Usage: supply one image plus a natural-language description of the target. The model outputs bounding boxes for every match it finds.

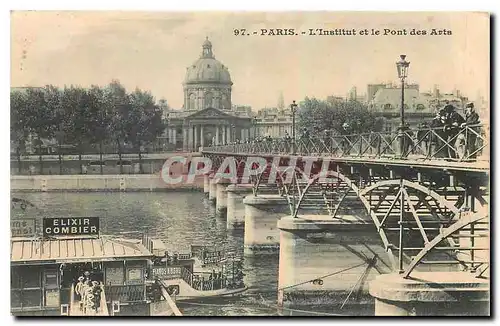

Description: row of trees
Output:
[10,80,165,174]
[297,97,384,135]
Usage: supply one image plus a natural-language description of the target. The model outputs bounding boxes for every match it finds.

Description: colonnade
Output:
[164,124,251,151]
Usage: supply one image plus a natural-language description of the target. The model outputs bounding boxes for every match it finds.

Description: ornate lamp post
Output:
[290,100,298,154]
[396,54,410,158]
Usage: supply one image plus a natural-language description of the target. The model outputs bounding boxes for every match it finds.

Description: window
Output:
[383,103,393,110]
[189,93,196,110]
[126,268,143,285]
[205,92,213,108]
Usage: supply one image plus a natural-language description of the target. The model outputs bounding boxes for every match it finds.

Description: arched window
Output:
[205,92,213,108]
[221,94,229,110]
[416,104,425,110]
[189,93,196,110]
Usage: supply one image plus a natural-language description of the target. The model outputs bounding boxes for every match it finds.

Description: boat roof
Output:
[11,237,153,265]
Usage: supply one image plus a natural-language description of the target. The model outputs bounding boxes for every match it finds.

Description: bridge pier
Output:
[277,215,393,312]
[226,184,253,229]
[216,181,231,215]
[208,178,217,203]
[203,174,210,196]
[243,194,289,255]
[369,272,489,316]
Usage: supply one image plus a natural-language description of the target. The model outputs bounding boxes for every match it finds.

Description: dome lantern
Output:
[201,37,214,58]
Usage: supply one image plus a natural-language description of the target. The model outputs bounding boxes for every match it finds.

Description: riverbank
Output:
[11,174,203,192]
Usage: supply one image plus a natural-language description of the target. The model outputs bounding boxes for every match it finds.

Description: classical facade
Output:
[165,38,253,151]
[254,107,293,138]
[366,83,469,131]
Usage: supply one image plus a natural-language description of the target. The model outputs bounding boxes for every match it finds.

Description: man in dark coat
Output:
[443,104,465,158]
[461,102,481,159]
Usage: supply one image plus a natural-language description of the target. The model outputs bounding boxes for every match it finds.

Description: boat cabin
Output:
[10,236,153,316]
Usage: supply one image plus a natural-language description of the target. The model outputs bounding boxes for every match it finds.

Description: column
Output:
[187,125,192,151]
[203,174,210,196]
[200,125,204,147]
[172,128,177,146]
[243,194,289,255]
[216,180,230,215]
[226,184,253,229]
[222,126,226,145]
[194,125,199,151]
[226,125,231,143]
[209,177,217,203]
[369,272,489,316]
[277,216,391,310]
[241,129,245,142]
[182,126,188,151]
[215,126,220,145]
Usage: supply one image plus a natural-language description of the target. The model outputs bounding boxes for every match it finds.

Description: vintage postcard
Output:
[10,11,490,317]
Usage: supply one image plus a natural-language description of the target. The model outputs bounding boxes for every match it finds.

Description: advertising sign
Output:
[151,266,182,280]
[11,219,36,237]
[43,217,99,237]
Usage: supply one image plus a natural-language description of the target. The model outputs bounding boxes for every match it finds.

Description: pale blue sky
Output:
[11,11,489,110]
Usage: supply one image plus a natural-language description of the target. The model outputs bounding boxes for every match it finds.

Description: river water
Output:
[11,191,366,316]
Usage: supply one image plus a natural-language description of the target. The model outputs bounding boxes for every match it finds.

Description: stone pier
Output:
[208,178,217,203]
[215,181,231,215]
[369,272,489,316]
[203,174,210,196]
[243,194,290,255]
[277,215,393,311]
[226,184,253,229]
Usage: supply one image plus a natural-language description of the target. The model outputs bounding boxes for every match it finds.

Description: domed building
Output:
[166,38,253,151]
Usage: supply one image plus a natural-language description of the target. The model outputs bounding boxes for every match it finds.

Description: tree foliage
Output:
[10,81,165,158]
[297,97,384,135]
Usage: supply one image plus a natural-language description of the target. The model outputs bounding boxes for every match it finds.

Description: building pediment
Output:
[185,107,235,120]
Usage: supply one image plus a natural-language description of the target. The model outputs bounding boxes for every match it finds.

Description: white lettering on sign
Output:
[43,217,99,237]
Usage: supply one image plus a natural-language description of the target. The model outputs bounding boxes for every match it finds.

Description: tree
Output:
[87,85,110,174]
[128,89,165,173]
[297,97,383,135]
[10,90,28,173]
[23,87,59,174]
[105,80,131,174]
[60,86,93,174]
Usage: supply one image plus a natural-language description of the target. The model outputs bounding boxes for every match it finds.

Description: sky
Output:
[10,11,490,111]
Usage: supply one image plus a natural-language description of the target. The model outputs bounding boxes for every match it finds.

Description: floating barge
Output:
[10,217,246,316]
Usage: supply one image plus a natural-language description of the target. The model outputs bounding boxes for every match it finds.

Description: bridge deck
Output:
[202,151,489,173]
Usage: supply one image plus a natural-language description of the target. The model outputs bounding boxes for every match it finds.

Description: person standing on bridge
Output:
[443,104,465,159]
[430,109,446,158]
[461,102,480,159]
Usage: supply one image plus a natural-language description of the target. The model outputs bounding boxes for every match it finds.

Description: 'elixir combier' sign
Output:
[43,217,99,237]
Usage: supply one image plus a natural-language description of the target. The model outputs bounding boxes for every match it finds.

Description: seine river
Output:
[11,191,365,316]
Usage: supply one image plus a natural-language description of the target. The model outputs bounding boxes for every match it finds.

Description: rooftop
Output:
[11,236,153,265]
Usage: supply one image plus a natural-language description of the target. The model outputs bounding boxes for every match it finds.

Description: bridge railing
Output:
[204,124,489,163]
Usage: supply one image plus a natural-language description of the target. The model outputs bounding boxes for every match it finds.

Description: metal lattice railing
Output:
[203,124,489,163]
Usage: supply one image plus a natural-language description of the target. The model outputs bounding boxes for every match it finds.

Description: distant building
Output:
[367,83,468,131]
[165,38,253,150]
[254,106,293,138]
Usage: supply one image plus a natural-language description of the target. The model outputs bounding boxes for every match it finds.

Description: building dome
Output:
[184,38,232,85]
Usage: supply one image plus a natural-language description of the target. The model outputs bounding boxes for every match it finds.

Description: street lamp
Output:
[290,100,298,154]
[396,54,410,157]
